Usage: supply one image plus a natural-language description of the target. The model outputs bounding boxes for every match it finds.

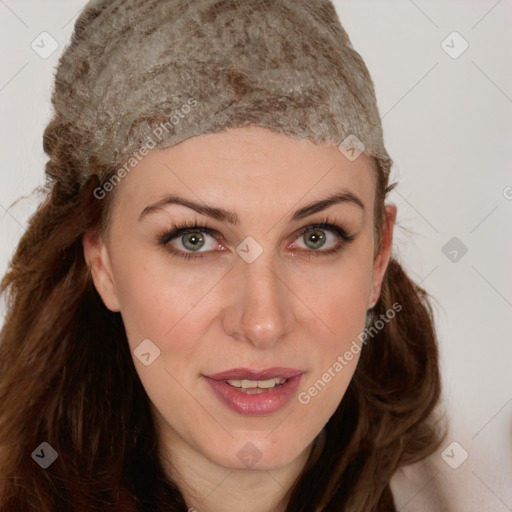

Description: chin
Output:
[206,433,313,472]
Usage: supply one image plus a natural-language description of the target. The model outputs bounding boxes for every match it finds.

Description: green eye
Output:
[292,222,355,256]
[181,232,206,251]
[303,228,327,250]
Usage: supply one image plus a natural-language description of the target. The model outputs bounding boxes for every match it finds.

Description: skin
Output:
[83,125,396,512]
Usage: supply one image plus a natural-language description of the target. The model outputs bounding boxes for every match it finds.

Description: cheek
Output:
[112,247,227,345]
[293,250,372,426]
[112,258,216,427]
[110,251,227,414]
[299,245,373,344]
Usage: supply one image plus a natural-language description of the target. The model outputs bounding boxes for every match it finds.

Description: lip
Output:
[203,367,303,416]
[206,367,303,381]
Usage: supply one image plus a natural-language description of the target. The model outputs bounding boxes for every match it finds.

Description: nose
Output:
[221,255,295,349]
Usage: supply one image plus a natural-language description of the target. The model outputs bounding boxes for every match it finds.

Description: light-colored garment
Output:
[391,438,509,511]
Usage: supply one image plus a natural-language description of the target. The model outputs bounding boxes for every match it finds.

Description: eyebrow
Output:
[138,189,365,224]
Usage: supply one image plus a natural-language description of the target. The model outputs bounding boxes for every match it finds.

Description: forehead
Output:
[110,126,376,222]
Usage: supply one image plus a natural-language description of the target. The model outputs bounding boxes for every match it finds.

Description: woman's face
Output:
[84,126,395,472]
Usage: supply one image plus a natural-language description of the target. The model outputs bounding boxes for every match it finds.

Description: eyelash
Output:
[156,217,356,261]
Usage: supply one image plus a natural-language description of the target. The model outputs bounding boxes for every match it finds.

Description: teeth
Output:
[226,377,287,389]
[257,377,286,389]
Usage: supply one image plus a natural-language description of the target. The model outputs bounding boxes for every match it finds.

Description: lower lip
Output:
[203,374,303,416]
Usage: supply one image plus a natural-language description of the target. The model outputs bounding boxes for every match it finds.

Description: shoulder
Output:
[390,451,489,512]
[391,453,451,512]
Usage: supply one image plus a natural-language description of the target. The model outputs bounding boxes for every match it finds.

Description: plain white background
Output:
[1,1,511,509]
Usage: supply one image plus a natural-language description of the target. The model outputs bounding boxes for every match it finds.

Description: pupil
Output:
[183,232,204,251]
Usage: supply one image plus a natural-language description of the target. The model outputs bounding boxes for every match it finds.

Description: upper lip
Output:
[205,367,303,381]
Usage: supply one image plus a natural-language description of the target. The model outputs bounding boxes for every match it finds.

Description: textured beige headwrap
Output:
[49,0,390,182]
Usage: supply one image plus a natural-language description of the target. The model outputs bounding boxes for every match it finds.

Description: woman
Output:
[0,1,444,510]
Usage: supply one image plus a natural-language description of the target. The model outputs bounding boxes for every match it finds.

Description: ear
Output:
[82,231,121,312]
[368,203,397,308]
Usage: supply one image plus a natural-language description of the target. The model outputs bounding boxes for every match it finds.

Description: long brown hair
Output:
[0,2,443,511]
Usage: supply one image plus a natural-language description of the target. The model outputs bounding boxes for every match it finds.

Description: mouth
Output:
[203,367,303,416]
